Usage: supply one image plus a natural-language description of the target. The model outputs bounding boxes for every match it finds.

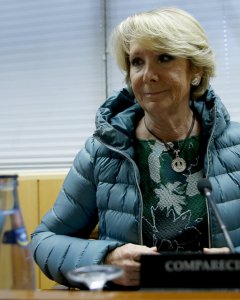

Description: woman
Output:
[31,7,240,288]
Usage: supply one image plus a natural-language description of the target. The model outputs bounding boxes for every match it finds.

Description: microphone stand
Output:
[204,189,235,253]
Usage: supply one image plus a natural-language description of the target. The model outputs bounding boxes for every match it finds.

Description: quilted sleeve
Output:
[30,137,123,286]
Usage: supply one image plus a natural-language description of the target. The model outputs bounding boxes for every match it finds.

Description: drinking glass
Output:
[66,265,123,291]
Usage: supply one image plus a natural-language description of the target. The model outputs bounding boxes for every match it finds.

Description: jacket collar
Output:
[94,88,143,151]
[94,86,230,150]
[192,86,230,139]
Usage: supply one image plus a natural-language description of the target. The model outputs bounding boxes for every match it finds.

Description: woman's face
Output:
[129,41,196,115]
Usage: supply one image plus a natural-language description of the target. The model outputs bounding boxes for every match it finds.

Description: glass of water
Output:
[66,265,123,291]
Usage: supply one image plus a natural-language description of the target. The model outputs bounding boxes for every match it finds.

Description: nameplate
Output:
[140,253,240,289]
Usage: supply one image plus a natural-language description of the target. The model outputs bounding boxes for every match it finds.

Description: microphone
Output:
[197,178,235,253]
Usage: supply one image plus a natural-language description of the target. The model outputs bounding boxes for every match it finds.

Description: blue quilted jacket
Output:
[30,87,240,285]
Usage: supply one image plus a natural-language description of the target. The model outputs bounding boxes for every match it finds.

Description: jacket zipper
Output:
[204,104,217,249]
[93,137,144,245]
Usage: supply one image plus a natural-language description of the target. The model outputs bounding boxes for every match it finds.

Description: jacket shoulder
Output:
[216,121,240,147]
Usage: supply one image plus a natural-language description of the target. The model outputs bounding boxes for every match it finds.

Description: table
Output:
[1,290,240,300]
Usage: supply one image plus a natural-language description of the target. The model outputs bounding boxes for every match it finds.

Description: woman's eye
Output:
[158,54,174,63]
[130,57,143,66]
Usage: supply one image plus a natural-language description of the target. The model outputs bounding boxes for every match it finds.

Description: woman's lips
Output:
[143,91,165,97]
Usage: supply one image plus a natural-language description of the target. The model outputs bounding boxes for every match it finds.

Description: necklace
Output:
[144,114,196,173]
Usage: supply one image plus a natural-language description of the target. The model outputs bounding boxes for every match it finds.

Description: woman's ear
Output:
[191,76,201,86]
[191,68,203,86]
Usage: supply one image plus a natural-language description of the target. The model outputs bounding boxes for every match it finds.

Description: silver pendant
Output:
[171,156,186,173]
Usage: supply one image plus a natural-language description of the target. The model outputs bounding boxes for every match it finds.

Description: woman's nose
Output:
[143,64,159,82]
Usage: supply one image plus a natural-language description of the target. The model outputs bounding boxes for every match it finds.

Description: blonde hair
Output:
[110,7,216,99]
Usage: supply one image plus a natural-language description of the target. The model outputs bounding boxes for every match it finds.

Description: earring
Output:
[191,77,200,86]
